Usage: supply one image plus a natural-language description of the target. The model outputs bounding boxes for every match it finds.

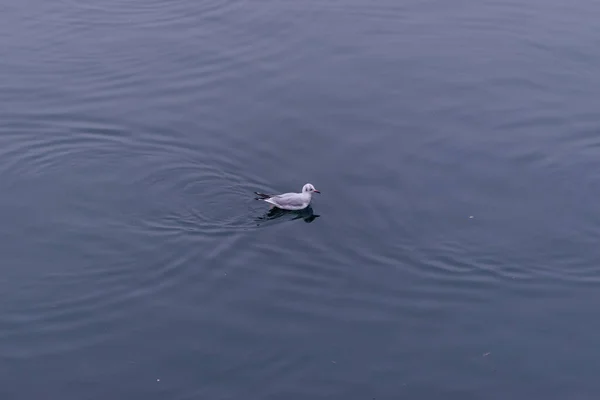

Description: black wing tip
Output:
[254,192,271,200]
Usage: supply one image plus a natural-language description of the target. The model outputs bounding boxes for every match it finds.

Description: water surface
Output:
[1,0,600,398]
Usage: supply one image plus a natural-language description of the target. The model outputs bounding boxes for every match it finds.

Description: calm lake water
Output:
[1,0,600,398]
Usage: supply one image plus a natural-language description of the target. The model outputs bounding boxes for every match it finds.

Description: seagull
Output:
[254,183,320,210]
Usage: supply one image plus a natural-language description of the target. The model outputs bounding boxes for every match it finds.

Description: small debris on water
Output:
[469,216,474,219]
[331,361,336,364]
[483,352,491,357]
[157,379,160,382]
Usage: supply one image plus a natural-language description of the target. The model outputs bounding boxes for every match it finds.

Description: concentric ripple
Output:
[0,110,272,360]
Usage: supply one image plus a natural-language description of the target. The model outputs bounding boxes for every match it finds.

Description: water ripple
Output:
[0,112,273,359]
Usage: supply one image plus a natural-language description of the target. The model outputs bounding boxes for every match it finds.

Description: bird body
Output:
[254,183,320,210]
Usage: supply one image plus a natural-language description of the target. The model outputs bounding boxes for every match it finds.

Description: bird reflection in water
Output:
[257,206,320,225]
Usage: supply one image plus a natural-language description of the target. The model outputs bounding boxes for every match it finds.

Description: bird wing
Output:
[268,193,306,209]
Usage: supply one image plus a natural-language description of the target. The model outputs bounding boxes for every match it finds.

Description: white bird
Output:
[254,183,321,210]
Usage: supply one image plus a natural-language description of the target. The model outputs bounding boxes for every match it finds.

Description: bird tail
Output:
[254,192,271,200]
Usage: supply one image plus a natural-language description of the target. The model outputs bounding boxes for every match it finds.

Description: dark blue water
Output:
[1,0,600,398]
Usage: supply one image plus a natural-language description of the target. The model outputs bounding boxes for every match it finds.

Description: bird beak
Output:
[314,190,320,194]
